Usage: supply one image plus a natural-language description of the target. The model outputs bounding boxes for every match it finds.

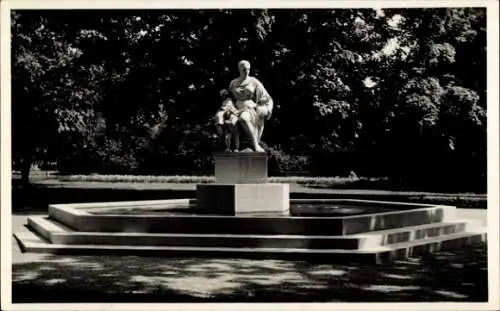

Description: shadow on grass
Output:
[302,176,486,194]
[12,181,486,214]
[12,243,488,303]
[11,181,194,214]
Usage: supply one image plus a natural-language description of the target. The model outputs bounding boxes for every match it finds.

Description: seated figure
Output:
[228,60,273,152]
[214,60,274,153]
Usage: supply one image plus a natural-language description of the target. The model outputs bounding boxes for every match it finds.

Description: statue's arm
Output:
[229,79,237,93]
[254,78,273,110]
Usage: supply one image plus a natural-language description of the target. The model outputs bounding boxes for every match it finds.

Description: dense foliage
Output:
[11,8,486,191]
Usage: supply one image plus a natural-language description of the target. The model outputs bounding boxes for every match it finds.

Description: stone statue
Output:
[214,89,240,151]
[229,60,274,152]
[214,60,274,152]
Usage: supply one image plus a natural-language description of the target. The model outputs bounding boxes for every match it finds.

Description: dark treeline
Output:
[11,9,486,191]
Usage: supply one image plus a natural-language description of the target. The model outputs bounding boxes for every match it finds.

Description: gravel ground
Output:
[10,209,488,303]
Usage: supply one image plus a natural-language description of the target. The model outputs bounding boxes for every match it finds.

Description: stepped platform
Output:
[14,198,487,264]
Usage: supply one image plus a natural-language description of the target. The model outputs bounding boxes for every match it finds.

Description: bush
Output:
[58,131,149,175]
[268,147,310,176]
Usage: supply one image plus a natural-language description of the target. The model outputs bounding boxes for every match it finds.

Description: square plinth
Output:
[196,184,290,216]
[214,152,267,184]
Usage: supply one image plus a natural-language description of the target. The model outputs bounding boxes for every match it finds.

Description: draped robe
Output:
[229,76,273,125]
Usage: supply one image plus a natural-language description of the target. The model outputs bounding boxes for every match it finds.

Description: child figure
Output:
[215,89,240,151]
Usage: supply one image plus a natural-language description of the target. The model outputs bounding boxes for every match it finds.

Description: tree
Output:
[11,11,100,184]
[11,8,486,191]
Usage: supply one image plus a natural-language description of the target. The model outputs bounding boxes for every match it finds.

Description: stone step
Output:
[48,203,457,235]
[352,218,483,249]
[367,228,487,262]
[13,228,486,264]
[26,216,480,250]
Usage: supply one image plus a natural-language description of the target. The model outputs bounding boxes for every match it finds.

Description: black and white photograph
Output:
[1,0,499,310]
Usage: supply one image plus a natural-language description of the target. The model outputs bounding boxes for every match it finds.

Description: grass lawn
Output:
[11,175,487,210]
[15,170,486,193]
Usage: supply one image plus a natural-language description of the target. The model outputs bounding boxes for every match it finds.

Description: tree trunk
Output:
[20,153,33,186]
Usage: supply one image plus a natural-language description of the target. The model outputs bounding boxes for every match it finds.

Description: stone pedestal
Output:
[196,183,290,216]
[195,152,289,216]
[214,152,267,184]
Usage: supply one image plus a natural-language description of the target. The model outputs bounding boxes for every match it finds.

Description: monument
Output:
[14,60,487,264]
[199,60,289,216]
[213,60,273,153]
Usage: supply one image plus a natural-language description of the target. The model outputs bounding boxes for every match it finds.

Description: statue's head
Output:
[238,60,251,78]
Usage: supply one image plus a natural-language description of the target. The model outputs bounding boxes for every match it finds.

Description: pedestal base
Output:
[196,184,290,216]
[215,152,267,184]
